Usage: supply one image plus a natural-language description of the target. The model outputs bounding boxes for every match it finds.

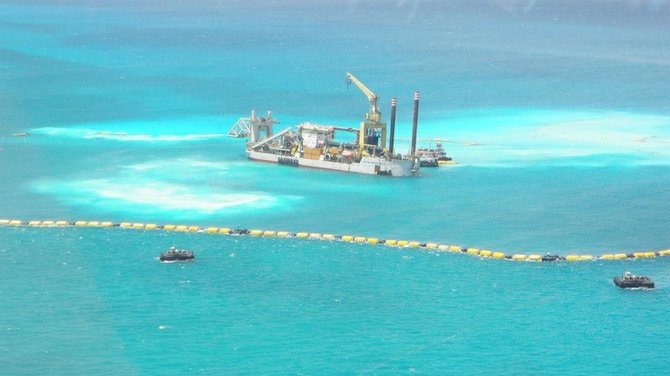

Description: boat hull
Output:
[247,150,415,177]
[160,255,194,262]
[613,277,654,289]
[160,250,194,262]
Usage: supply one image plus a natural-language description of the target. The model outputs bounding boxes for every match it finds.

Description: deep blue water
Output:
[1,1,670,374]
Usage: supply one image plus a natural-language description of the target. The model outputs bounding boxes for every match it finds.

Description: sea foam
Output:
[30,157,303,218]
[30,116,236,143]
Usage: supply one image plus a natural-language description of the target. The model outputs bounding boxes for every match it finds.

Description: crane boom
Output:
[345,72,381,123]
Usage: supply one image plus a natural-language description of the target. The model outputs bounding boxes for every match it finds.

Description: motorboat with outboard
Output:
[613,271,654,289]
[160,247,194,262]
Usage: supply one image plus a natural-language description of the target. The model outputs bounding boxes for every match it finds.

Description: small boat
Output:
[613,271,654,289]
[415,143,452,167]
[418,156,439,167]
[541,253,562,262]
[160,247,194,262]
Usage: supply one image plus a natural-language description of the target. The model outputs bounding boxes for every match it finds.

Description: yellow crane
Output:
[345,72,386,150]
[345,72,381,124]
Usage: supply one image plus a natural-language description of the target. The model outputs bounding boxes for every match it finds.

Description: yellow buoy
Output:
[101,221,113,227]
[341,235,354,242]
[579,255,594,261]
[466,248,480,255]
[187,226,199,232]
[145,223,158,230]
[56,221,69,226]
[296,232,309,238]
[512,254,527,261]
[479,250,492,257]
[0,219,9,225]
[527,254,542,261]
[426,243,438,249]
[366,238,379,245]
[437,245,450,251]
[322,234,336,240]
[263,230,276,237]
[120,222,132,228]
[86,221,99,227]
[659,250,670,256]
[385,239,397,246]
[396,240,409,247]
[600,254,615,260]
[28,221,42,226]
[614,253,628,260]
[354,236,366,243]
[448,246,462,252]
[250,230,263,236]
[409,241,421,248]
[42,220,55,226]
[206,227,219,233]
[75,221,88,227]
[565,255,581,261]
[163,224,176,231]
[219,228,232,234]
[175,225,189,232]
[492,252,505,259]
[276,231,289,237]
[309,233,322,239]
[132,223,145,229]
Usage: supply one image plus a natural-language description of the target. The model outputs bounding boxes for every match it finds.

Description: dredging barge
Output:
[229,73,422,177]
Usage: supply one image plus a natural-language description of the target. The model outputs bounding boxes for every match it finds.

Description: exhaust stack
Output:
[389,97,397,156]
[410,91,420,160]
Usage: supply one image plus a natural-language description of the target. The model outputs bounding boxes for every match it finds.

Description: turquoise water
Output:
[2,1,670,374]
[1,227,670,374]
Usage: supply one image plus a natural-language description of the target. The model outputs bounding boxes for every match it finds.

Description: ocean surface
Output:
[1,0,670,374]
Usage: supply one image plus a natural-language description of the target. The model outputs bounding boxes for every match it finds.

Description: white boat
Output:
[416,143,453,167]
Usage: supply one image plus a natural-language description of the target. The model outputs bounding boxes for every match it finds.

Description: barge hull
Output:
[247,150,414,177]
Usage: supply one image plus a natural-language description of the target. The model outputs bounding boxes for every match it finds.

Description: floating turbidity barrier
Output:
[2,219,669,262]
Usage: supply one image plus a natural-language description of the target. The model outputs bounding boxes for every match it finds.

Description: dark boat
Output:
[419,157,439,167]
[541,253,562,262]
[160,247,194,262]
[614,271,654,289]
